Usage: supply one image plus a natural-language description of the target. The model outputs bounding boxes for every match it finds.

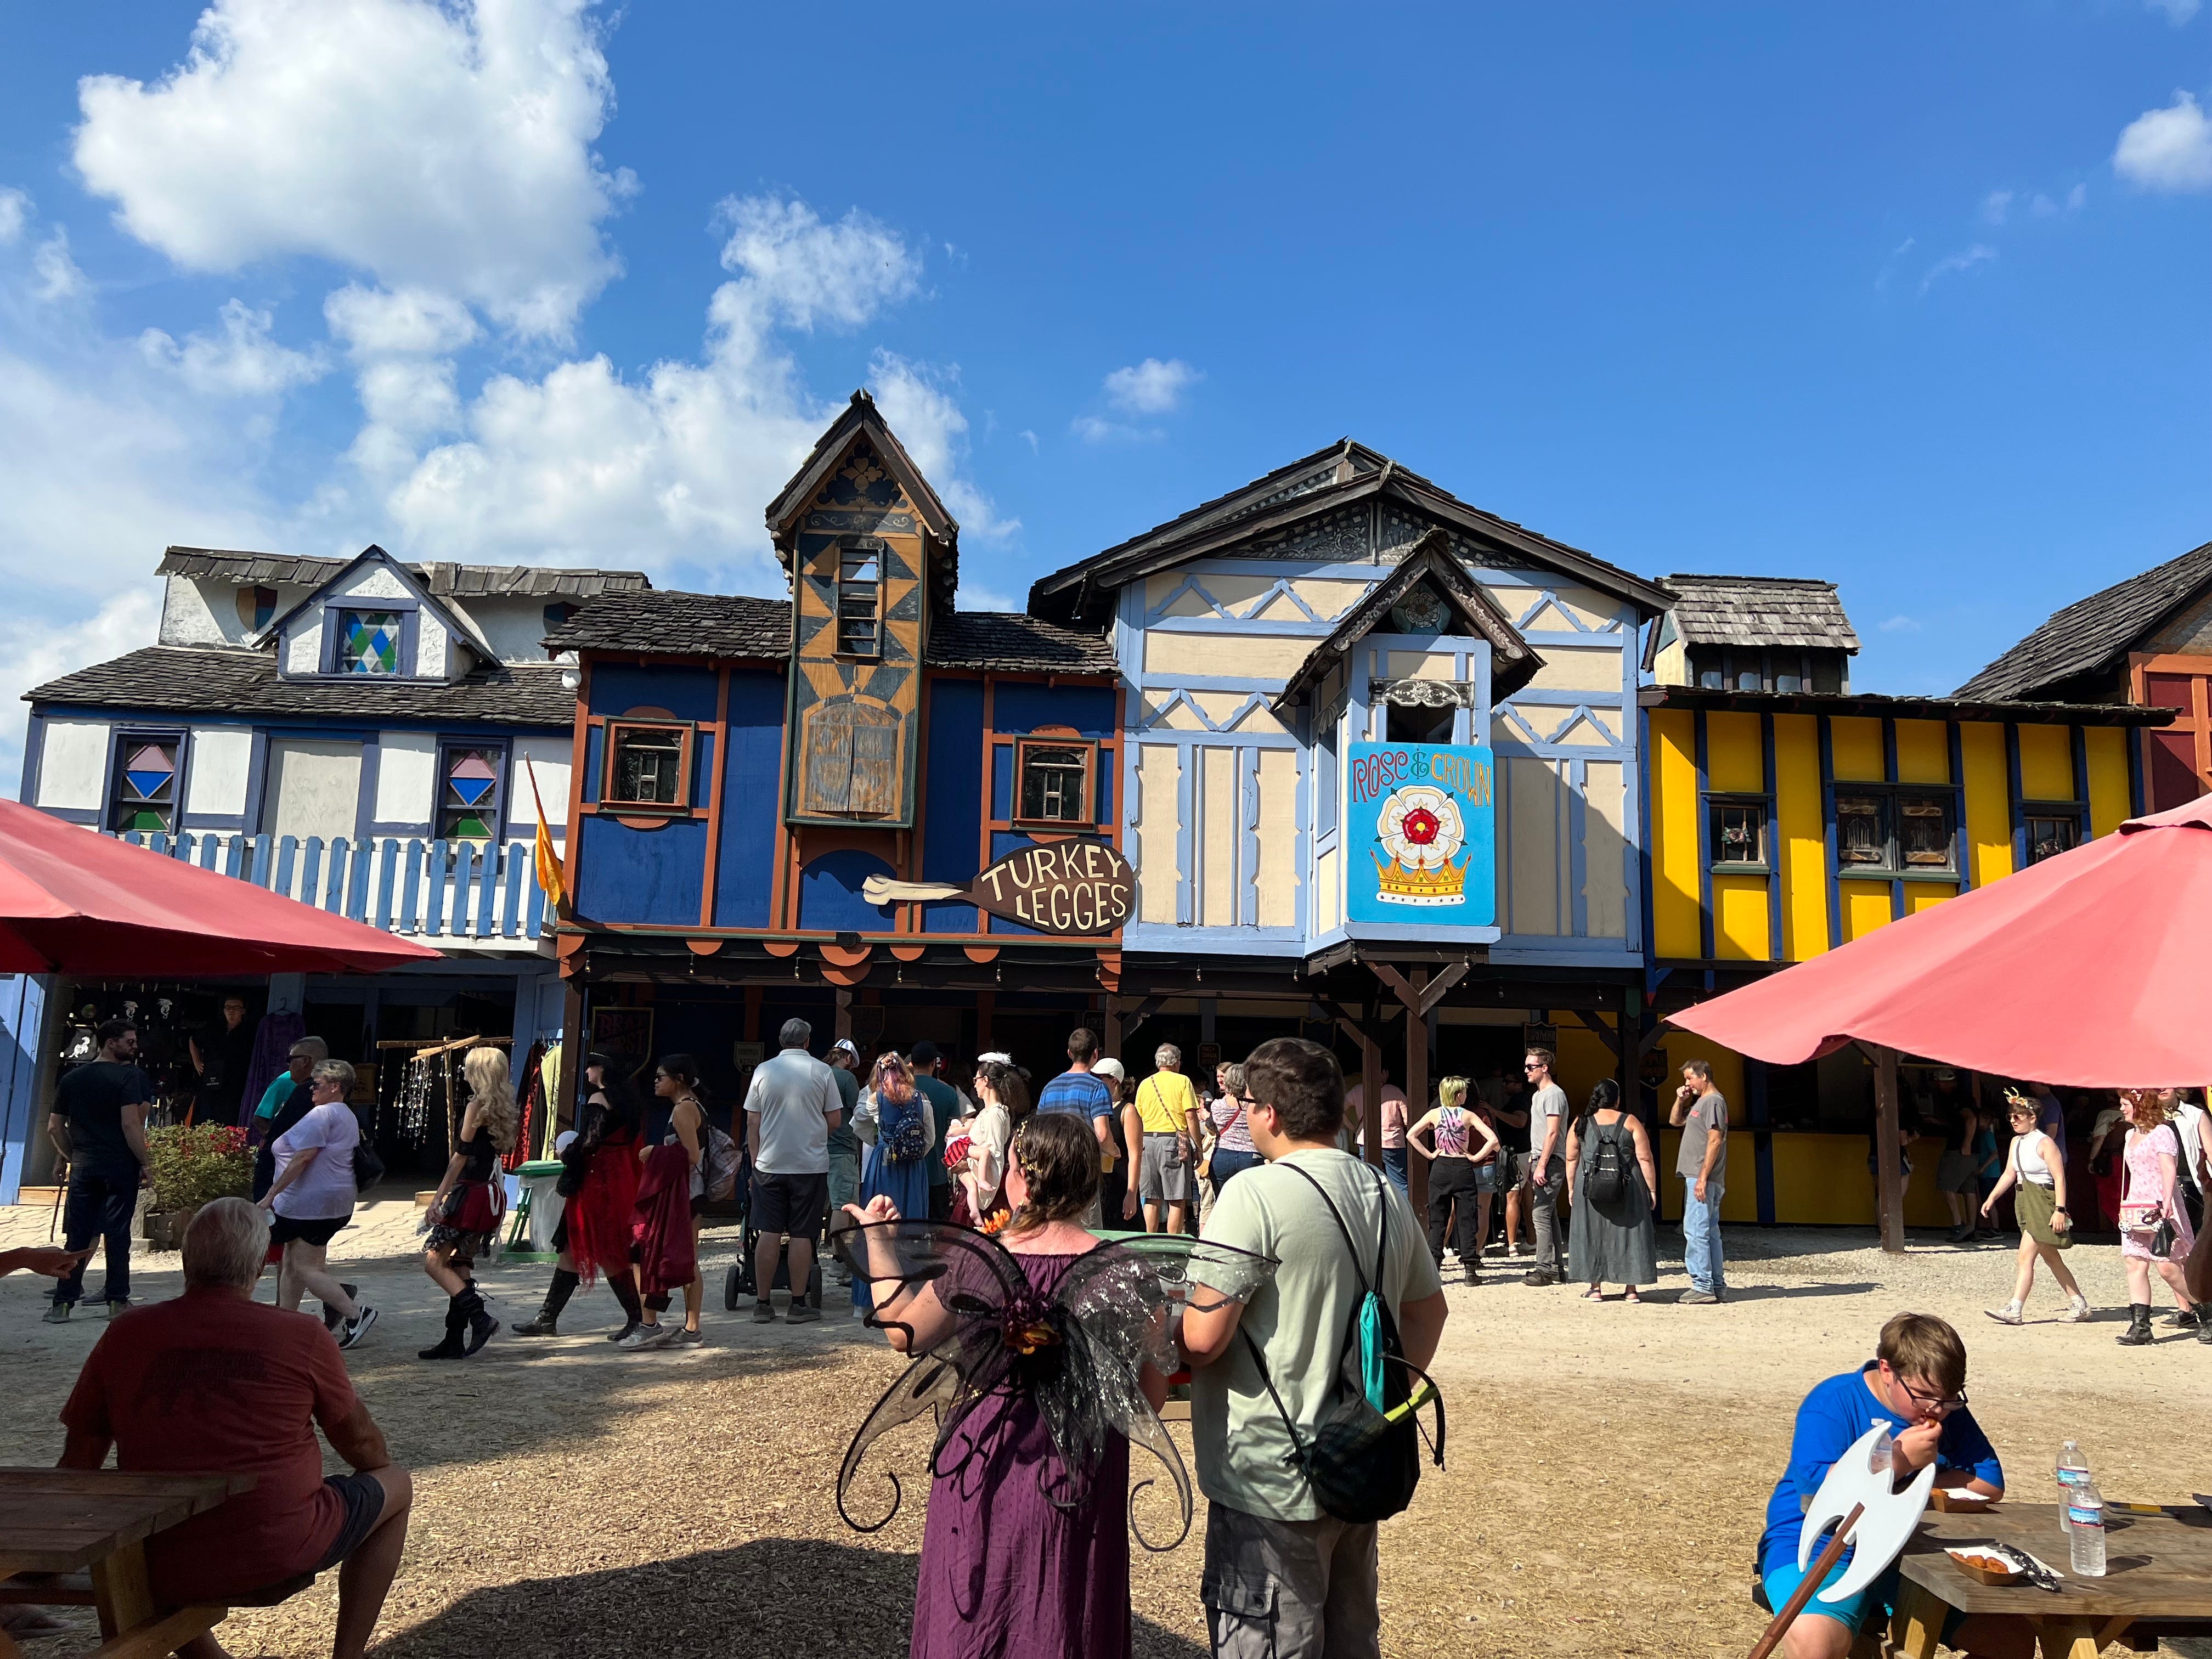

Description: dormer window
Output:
[336,608,403,675]
[837,540,883,658]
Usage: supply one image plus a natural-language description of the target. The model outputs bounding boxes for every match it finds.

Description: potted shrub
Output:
[143,1123,253,1250]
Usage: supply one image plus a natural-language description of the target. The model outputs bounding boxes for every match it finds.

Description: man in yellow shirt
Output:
[1125,1043,1205,1234]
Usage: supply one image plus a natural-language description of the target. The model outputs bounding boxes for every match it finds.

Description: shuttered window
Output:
[837,543,883,658]
[803,702,901,817]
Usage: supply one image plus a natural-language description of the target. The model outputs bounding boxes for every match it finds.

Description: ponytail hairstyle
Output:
[464,1045,519,1153]
[1006,1110,1099,1235]
[1583,1077,1621,1121]
[658,1053,707,1098]
[977,1058,1033,1127]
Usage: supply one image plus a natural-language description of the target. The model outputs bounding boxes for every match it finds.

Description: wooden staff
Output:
[1746,1503,1864,1659]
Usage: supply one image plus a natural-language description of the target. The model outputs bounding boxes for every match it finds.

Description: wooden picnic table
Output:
[0,1468,256,1659]
[1892,1500,2212,1658]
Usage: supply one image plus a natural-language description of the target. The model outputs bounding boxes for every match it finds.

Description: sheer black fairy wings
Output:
[836,1224,1277,1551]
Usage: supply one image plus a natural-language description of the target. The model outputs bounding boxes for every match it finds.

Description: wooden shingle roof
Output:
[26,647,573,726]
[160,546,650,599]
[1661,574,1861,652]
[1955,540,2212,701]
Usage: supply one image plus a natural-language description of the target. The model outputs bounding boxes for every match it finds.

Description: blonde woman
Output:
[1980,1092,2090,1327]
[419,1046,518,1360]
[2112,1089,2204,1347]
[1408,1076,1503,1285]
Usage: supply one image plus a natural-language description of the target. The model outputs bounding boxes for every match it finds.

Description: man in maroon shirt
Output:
[59,1198,410,1659]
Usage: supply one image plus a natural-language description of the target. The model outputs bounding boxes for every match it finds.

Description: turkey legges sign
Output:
[860,839,1135,935]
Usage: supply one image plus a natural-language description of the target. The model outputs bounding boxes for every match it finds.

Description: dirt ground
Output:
[2,1198,2207,1658]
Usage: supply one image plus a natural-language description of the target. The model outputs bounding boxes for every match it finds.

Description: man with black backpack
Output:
[1180,1037,1448,1659]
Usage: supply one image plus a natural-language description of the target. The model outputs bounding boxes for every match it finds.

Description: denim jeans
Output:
[1381,1145,1409,1201]
[1680,1179,1726,1293]
[1520,1152,1566,1276]
[55,1171,140,1305]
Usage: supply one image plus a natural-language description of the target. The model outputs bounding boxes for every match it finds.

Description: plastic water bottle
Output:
[2067,1480,2107,1577]
[2055,1441,2091,1545]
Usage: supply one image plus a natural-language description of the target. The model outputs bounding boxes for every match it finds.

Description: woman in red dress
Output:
[513,1053,647,1340]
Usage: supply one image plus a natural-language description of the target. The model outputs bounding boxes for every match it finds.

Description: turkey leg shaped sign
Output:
[860,840,1135,936]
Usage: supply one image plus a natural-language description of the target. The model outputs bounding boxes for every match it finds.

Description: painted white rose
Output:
[1376,785,1464,871]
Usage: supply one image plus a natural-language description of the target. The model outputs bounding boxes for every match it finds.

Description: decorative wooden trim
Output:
[600,715,696,814]
[1009,734,1101,831]
[697,668,730,926]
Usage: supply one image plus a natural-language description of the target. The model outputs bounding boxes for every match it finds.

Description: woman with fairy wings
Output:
[839,1111,1275,1659]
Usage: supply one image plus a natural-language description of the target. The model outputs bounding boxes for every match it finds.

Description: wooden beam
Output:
[834,988,853,1044]
[1366,958,1472,1020]
[1361,1012,1384,1173]
[1414,960,1471,1018]
[1404,968,1430,1218]
[1857,1040,1906,1254]
[1569,1008,1623,1059]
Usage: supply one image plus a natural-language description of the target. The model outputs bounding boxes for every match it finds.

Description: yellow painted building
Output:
[1638,575,2172,1227]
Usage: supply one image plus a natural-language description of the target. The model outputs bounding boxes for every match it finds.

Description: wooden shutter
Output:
[802,701,902,817]
[803,704,856,814]
[848,706,900,815]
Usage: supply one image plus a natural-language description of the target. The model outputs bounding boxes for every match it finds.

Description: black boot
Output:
[460,1284,500,1356]
[419,1294,467,1360]
[515,1270,578,1338]
[2114,1302,2154,1346]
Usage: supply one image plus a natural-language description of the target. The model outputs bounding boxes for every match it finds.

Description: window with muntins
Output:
[438,744,504,839]
[606,723,689,808]
[1898,797,1953,869]
[1016,741,1096,825]
[1707,799,1769,869]
[2025,814,2080,865]
[1837,795,1887,867]
[109,736,182,834]
[837,543,883,658]
[336,608,403,674]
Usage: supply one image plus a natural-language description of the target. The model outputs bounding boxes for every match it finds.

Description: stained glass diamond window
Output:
[338,609,403,674]
[438,746,502,840]
[109,737,179,833]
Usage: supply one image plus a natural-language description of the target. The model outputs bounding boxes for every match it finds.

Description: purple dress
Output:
[910,1250,1132,1659]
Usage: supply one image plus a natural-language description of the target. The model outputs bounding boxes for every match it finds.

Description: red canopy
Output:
[1667,795,2212,1090]
[0,797,442,977]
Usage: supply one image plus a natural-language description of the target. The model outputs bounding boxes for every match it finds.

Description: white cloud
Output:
[711,195,922,334]
[1880,614,1922,633]
[868,351,1016,539]
[139,298,326,397]
[0,188,27,247]
[1980,189,2014,226]
[1020,428,1038,454]
[1102,356,1201,415]
[2146,0,2199,22]
[1072,413,1164,444]
[72,0,631,338]
[31,230,87,303]
[1920,244,1996,293]
[324,284,479,359]
[2115,91,2212,192]
[0,591,166,789]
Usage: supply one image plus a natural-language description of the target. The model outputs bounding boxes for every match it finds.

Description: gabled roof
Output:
[1026,437,1673,624]
[248,544,499,664]
[1661,574,1861,652]
[542,590,1115,675]
[27,647,572,726]
[766,391,960,611]
[1274,531,1542,712]
[1956,540,2212,701]
[160,546,649,599]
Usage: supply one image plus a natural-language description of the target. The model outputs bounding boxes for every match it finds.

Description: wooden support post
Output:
[1104,997,1123,1059]
[556,979,585,1137]
[1404,967,1430,1217]
[1861,1041,1906,1254]
[834,989,853,1044]
[976,989,996,1054]
[1361,1001,1385,1171]
[1617,984,1639,1131]
[742,985,762,1045]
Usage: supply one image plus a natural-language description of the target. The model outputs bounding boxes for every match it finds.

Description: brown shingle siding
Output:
[1662,574,1861,652]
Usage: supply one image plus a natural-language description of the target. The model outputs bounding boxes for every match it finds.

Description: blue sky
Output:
[1,1,2205,781]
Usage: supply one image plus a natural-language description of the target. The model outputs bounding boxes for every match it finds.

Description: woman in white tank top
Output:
[1979,1093,2089,1326]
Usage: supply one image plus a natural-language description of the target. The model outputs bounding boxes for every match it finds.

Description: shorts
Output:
[314,1472,388,1572]
[1203,1503,1379,1659]
[270,1214,349,1248]
[1140,1132,1191,1203]
[1936,1151,1980,1194]
[1759,1554,1964,1645]
[751,1171,828,1242]
[1472,1159,1504,1194]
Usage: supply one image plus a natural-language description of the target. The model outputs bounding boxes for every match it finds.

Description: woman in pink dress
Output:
[2112,1090,2205,1347]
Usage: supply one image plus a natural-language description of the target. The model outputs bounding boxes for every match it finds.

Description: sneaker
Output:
[323,1284,360,1332]
[751,1300,777,1324]
[1984,1302,2023,1327]
[2065,1297,2093,1323]
[616,1323,668,1350]
[1679,1288,1720,1305]
[100,1297,133,1316]
[41,1301,71,1324]
[785,1304,822,1324]
[1522,1269,1559,1288]
[2165,1307,2201,1328]
[671,1325,705,1347]
[338,1306,378,1349]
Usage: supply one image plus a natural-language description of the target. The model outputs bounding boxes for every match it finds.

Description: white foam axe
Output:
[1747,1424,1935,1659]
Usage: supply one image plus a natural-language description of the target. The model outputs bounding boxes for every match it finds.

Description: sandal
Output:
[1582,1287,1606,1301]
[1624,1290,1641,1304]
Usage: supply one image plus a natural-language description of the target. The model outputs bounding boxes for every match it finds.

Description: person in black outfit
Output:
[44,1019,153,1322]
[189,994,256,1126]
[417,1046,518,1359]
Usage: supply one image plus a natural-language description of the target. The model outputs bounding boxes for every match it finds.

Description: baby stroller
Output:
[719,1149,825,1311]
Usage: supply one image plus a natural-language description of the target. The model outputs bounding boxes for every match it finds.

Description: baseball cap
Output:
[1093,1057,1127,1084]
[910,1040,942,1066]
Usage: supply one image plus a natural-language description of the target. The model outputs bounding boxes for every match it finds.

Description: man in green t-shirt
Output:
[909,1041,959,1223]
[1180,1038,1448,1658]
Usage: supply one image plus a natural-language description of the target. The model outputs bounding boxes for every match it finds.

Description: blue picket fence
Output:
[115,832,551,942]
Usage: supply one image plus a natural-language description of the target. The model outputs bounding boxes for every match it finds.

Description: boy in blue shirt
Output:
[1760,1312,2025,1659]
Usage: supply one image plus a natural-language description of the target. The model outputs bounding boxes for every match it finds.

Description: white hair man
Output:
[58,1198,412,1659]
[1125,1042,1204,1235]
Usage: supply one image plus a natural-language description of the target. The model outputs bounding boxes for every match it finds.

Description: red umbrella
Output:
[1669,794,2212,1087]
[0,797,442,977]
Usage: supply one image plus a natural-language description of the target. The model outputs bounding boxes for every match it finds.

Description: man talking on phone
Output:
[1672,1058,1729,1304]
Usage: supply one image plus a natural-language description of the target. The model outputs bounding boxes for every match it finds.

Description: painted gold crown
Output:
[1372,852,1468,904]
